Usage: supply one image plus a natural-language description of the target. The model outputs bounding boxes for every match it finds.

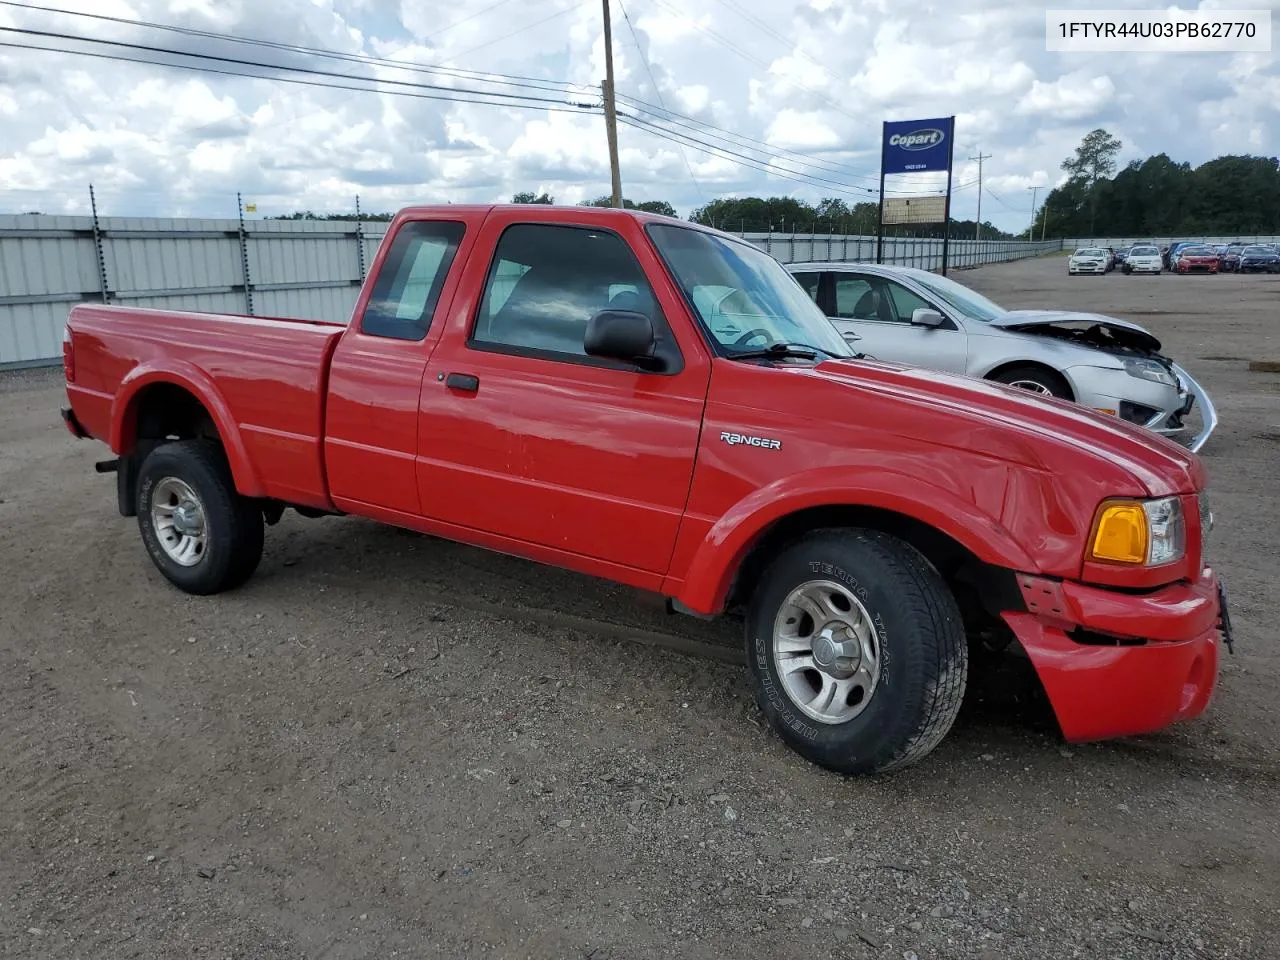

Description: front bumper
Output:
[1066,362,1217,453]
[1004,565,1228,742]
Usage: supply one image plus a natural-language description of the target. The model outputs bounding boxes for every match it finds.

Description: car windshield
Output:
[645,223,853,358]
[1130,246,1158,255]
[902,268,1007,323]
[1242,246,1271,255]
[1184,246,1214,255]
[1077,248,1106,256]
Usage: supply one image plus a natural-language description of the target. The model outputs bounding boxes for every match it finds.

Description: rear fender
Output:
[110,361,265,497]
[673,466,1039,615]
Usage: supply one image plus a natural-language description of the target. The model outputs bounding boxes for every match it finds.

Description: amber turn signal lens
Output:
[1091,503,1148,563]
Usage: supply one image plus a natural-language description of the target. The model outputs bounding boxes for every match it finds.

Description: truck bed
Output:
[65,304,346,508]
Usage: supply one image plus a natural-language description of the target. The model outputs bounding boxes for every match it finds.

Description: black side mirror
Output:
[585,309,660,367]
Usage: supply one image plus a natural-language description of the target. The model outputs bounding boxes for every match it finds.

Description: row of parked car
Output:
[1070,240,1280,276]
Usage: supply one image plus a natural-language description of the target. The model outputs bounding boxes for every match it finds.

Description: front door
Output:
[821,271,969,373]
[416,216,711,577]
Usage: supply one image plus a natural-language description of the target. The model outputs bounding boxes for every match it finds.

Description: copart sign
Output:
[881,117,955,175]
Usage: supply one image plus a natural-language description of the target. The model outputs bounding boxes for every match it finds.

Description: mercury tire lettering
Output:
[755,634,819,740]
[720,431,781,450]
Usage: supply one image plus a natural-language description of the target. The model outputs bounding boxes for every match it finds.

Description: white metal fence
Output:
[1,213,1062,369]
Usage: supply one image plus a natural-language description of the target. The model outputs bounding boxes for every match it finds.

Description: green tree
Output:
[512,191,554,204]
[1061,128,1122,233]
[582,196,677,216]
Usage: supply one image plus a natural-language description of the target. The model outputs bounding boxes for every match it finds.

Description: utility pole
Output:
[1027,185,1038,240]
[601,0,623,208]
[969,150,991,240]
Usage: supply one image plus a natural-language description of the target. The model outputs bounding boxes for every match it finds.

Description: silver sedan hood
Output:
[988,310,1163,352]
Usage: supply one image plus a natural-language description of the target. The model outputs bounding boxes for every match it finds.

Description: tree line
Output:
[271,133,1280,241]
[507,191,1012,239]
[268,191,1010,238]
[1036,129,1280,238]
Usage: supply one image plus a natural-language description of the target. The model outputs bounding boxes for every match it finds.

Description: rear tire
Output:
[136,439,264,595]
[988,364,1073,400]
[745,529,968,775]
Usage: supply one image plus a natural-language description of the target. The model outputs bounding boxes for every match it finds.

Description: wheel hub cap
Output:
[172,502,202,536]
[770,579,883,725]
[810,626,861,679]
[151,477,208,567]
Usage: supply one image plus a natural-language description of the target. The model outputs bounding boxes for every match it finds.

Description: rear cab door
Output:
[415,207,714,588]
[324,210,484,515]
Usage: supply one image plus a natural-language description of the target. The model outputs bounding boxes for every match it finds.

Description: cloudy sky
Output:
[0,0,1275,232]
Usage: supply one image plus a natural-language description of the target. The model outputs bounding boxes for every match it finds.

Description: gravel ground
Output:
[2,255,1278,959]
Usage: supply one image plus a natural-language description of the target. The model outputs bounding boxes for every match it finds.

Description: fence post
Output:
[88,183,111,304]
[355,194,367,282]
[237,192,254,316]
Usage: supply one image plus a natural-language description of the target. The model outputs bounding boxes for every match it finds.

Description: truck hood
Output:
[802,357,1202,496]
[988,309,1163,353]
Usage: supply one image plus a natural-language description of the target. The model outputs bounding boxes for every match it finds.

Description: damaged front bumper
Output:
[1068,361,1218,454]
[1151,363,1217,453]
[1004,565,1229,742]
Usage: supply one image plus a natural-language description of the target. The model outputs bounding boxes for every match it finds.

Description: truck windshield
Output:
[646,223,853,358]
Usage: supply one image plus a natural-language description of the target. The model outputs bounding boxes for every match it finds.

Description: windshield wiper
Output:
[727,342,828,361]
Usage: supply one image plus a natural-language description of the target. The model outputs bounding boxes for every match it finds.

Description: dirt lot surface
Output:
[2,256,1278,959]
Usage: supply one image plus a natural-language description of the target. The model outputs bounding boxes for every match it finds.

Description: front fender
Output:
[673,466,1040,616]
[110,361,265,497]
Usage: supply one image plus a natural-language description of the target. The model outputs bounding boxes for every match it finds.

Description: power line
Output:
[617,94,884,185]
[615,0,704,204]
[618,111,934,200]
[618,113,865,198]
[0,38,596,114]
[5,0,899,192]
[0,0,583,96]
[0,25,592,110]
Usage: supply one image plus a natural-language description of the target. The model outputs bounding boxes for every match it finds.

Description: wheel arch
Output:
[719,504,1026,627]
[670,474,1036,621]
[110,364,265,499]
[981,359,1076,400]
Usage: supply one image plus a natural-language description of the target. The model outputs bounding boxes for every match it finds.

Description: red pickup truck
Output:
[59,204,1231,775]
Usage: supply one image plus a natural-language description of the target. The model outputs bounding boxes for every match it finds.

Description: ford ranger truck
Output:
[59,204,1232,776]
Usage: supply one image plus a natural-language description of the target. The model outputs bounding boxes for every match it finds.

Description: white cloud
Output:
[0,0,1274,227]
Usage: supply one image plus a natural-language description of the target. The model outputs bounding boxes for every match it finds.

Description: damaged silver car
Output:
[786,262,1216,452]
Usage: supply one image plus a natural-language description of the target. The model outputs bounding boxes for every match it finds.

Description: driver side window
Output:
[882,280,934,324]
[470,223,663,361]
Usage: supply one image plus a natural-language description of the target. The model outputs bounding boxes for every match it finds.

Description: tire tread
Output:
[137,438,263,594]
[749,527,968,775]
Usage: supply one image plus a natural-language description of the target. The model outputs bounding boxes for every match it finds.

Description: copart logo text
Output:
[889,129,944,150]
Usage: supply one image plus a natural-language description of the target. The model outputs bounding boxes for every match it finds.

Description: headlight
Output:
[1123,357,1176,387]
[1090,496,1186,566]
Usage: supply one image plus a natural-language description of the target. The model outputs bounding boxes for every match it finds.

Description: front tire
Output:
[136,439,264,595]
[745,529,968,775]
